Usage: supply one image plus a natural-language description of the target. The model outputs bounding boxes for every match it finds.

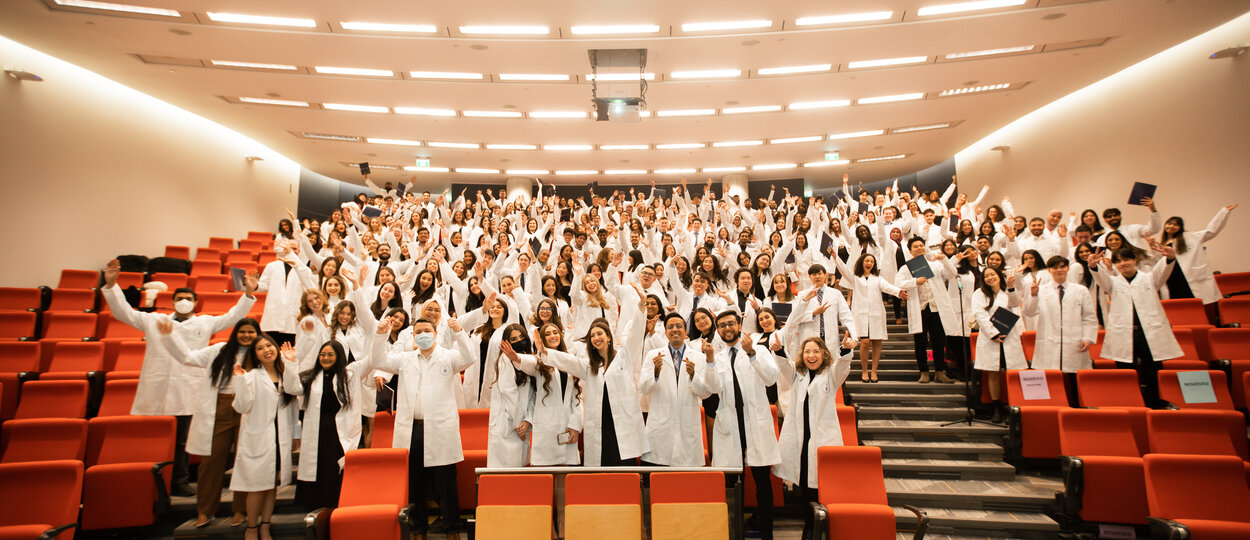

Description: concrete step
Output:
[853,392,968,407]
[867,440,1004,461]
[882,458,1016,481]
[858,405,972,422]
[844,381,968,394]
[894,506,1060,540]
[885,477,1061,513]
[858,419,1008,443]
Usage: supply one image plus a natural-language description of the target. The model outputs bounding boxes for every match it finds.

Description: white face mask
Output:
[414,332,436,350]
[173,299,196,315]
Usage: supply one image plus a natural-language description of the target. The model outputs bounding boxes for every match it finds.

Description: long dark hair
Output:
[853,253,879,277]
[411,270,437,304]
[978,266,1006,299]
[209,317,260,388]
[1103,230,1148,261]
[537,322,580,403]
[300,341,351,407]
[500,324,536,389]
[474,298,510,340]
[1161,216,1189,255]
[240,334,295,405]
[371,281,403,319]
[579,318,616,373]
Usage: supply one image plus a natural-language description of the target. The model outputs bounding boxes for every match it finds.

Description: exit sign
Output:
[414,158,431,168]
[825,152,840,161]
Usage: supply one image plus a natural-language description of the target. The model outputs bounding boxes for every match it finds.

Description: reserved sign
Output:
[1176,371,1217,404]
[1018,370,1050,401]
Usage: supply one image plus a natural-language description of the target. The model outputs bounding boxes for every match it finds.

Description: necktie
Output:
[1058,284,1065,301]
[816,289,826,341]
[520,273,526,290]
[689,295,701,328]
[672,347,683,382]
[729,348,748,456]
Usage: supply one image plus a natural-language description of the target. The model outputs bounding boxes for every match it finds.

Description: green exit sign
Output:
[825,152,839,161]
[414,158,431,168]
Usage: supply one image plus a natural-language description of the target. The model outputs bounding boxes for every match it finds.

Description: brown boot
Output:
[935,372,954,384]
[918,372,931,383]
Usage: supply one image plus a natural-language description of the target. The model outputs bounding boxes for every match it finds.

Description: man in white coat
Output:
[700,310,781,540]
[255,243,306,345]
[1021,256,1098,406]
[1097,198,1161,252]
[894,238,960,383]
[639,313,716,467]
[101,259,257,497]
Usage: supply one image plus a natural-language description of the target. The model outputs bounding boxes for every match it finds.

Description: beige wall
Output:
[955,12,1250,273]
[0,35,300,288]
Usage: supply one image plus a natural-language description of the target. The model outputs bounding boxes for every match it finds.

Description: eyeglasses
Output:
[716,322,737,329]
[318,352,336,359]
[538,306,553,312]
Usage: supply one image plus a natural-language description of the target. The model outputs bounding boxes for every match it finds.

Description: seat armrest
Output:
[1147,517,1190,540]
[39,522,78,540]
[902,504,928,540]
[1058,455,1084,517]
[809,502,828,540]
[398,503,417,539]
[304,507,331,540]
[151,461,173,514]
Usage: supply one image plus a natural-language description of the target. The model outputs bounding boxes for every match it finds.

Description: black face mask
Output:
[508,339,532,355]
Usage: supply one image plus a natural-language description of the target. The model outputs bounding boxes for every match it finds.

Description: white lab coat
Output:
[102,285,255,416]
[374,330,477,466]
[486,353,536,468]
[797,285,858,345]
[1162,206,1231,304]
[255,260,304,335]
[638,342,716,466]
[281,335,376,482]
[831,256,901,340]
[1091,259,1184,363]
[698,341,782,468]
[230,367,297,492]
[972,289,1028,371]
[946,270,978,338]
[773,349,853,487]
[895,256,960,336]
[156,337,244,456]
[1021,282,1098,372]
[520,353,584,466]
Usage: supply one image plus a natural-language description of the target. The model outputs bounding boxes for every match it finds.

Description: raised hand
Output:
[103,259,121,287]
[447,317,462,333]
[1227,204,1239,211]
[155,318,173,335]
[652,352,664,377]
[280,343,297,363]
[376,319,392,335]
[813,303,831,316]
[233,364,246,377]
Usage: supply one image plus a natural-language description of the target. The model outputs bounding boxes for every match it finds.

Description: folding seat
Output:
[147,272,188,289]
[1159,327,1207,367]
[163,245,190,259]
[650,471,727,540]
[46,288,98,314]
[1162,298,1209,326]
[0,418,88,463]
[41,311,97,341]
[98,312,145,347]
[1147,409,1248,460]
[190,259,222,276]
[744,404,784,510]
[1208,328,1250,408]
[189,274,229,293]
[246,292,267,320]
[1056,409,1148,526]
[238,239,264,253]
[1219,296,1250,327]
[371,411,394,448]
[306,448,414,540]
[13,380,89,419]
[224,249,255,267]
[207,237,235,254]
[1143,454,1250,539]
[105,341,144,381]
[1076,369,1150,453]
[1020,331,1037,363]
[0,460,84,539]
[96,379,139,417]
[198,292,240,316]
[474,474,553,540]
[1215,271,1250,297]
[565,473,642,540]
[0,287,44,313]
[0,312,37,341]
[0,342,40,420]
[1005,369,1070,463]
[1156,370,1234,410]
[40,342,105,388]
[77,416,175,532]
[837,405,858,446]
[457,408,490,512]
[57,269,100,290]
[245,231,273,243]
[812,446,927,540]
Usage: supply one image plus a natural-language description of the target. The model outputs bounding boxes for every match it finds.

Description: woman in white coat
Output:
[831,252,907,383]
[527,322,583,466]
[488,324,538,467]
[458,292,522,408]
[894,238,960,383]
[972,266,1027,423]
[945,247,980,381]
[1157,204,1236,322]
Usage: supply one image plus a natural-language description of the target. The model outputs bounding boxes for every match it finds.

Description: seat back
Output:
[48,288,97,313]
[338,448,408,507]
[0,342,40,373]
[0,288,43,312]
[0,312,37,340]
[1147,410,1243,458]
[459,408,489,450]
[837,405,858,446]
[0,418,88,463]
[58,269,100,289]
[651,471,724,503]
[1161,298,1208,326]
[1020,331,1037,362]
[148,272,188,289]
[194,247,221,262]
[650,472,728,540]
[163,245,190,259]
[1215,271,1250,297]
[110,341,145,372]
[96,379,139,417]
[85,416,176,467]
[478,474,554,506]
[370,411,394,448]
[14,380,89,419]
[816,445,887,506]
[239,239,265,252]
[190,276,231,294]
[115,272,144,290]
[100,314,145,341]
[1076,369,1146,408]
[190,259,222,276]
[246,231,273,242]
[566,473,640,505]
[1218,297,1250,327]
[0,460,84,531]
[566,473,642,540]
[1057,409,1139,457]
[1169,327,1202,361]
[1005,369,1068,407]
[1157,370,1233,409]
[208,237,235,253]
[1144,454,1250,522]
[1209,328,1250,361]
[197,292,238,315]
[42,312,97,339]
[47,341,106,373]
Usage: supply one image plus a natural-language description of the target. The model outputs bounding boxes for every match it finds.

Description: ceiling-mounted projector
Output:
[588,48,647,123]
[595,98,643,122]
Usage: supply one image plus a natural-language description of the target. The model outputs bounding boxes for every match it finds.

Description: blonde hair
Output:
[795,337,834,375]
[297,288,329,324]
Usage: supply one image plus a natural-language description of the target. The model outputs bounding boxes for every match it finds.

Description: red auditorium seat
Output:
[1075,369,1150,453]
[474,474,554,540]
[478,474,554,506]
[40,311,97,341]
[1147,409,1248,461]
[198,292,239,315]
[0,460,84,539]
[1144,454,1250,539]
[1218,296,1250,326]
[1057,408,1148,526]
[80,416,176,532]
[256,250,278,266]
[837,405,859,446]
[1215,271,1250,297]
[105,341,144,381]
[1020,331,1037,363]
[813,446,927,540]
[0,342,40,420]
[163,245,190,259]
[189,259,223,277]
[371,412,394,449]
[245,231,273,243]
[1005,369,1070,463]
[0,418,88,464]
[224,250,255,266]
[310,449,413,540]
[40,342,105,383]
[98,312,145,345]
[207,237,234,254]
[650,471,728,540]
[13,380,89,419]
[238,239,265,253]
[57,269,100,290]
[1208,328,1250,408]
[189,274,230,293]
[1161,298,1209,326]
[565,473,642,539]
[47,288,98,313]
[0,287,44,313]
[96,379,139,417]
[1156,370,1234,410]
[114,271,145,290]
[147,272,188,289]
[456,408,489,512]
[0,312,38,341]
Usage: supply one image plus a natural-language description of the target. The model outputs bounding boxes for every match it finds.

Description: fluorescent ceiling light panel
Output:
[712,140,763,148]
[459,25,549,35]
[303,132,359,141]
[455,168,500,174]
[427,141,480,149]
[753,163,797,170]
[363,164,399,170]
[605,169,647,174]
[585,73,656,81]
[314,66,394,77]
[462,110,524,118]
[917,0,1027,17]
[570,24,661,35]
[206,12,316,27]
[656,109,715,117]
[601,144,649,150]
[703,166,746,173]
[945,45,1035,59]
[394,107,457,117]
[555,170,599,175]
[528,111,587,119]
[211,60,297,70]
[404,166,450,172]
[803,160,849,167]
[506,169,550,175]
[656,143,705,149]
[240,97,308,107]
[939,83,1011,96]
[543,144,593,151]
[498,73,570,81]
[655,168,697,174]
[722,105,783,114]
[795,11,893,26]
[409,71,484,80]
[323,103,389,113]
[486,144,538,150]
[682,20,772,32]
[856,93,925,104]
[769,135,823,144]
[856,154,907,162]
[892,123,952,133]
[54,0,179,16]
[757,64,832,75]
[341,22,437,32]
[828,129,885,139]
[847,56,928,69]
[788,99,851,110]
[669,69,742,79]
[366,137,423,146]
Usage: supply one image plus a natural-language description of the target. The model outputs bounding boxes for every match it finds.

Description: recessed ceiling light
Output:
[803,160,849,167]
[404,166,450,172]
[459,25,549,35]
[828,129,886,139]
[788,99,851,110]
[570,24,661,35]
[770,136,824,144]
[54,0,180,16]
[892,123,952,133]
[601,144,650,150]
[757,64,832,76]
[427,141,481,149]
[656,142,705,149]
[555,170,599,175]
[945,45,1035,59]
[712,140,763,148]
[543,144,594,151]
[605,169,648,174]
[856,154,907,162]
[847,56,929,69]
[239,97,309,107]
[670,69,742,79]
[455,168,500,174]
[856,93,925,104]
[656,109,716,117]
[366,137,422,146]
[302,132,358,141]
[506,169,550,175]
[703,166,747,173]
[681,20,772,32]
[206,12,316,27]
[794,11,893,26]
[917,0,1027,17]
[486,144,538,150]
[212,60,297,70]
[585,73,656,81]
[394,107,457,117]
[752,163,797,170]
[408,71,484,80]
[655,168,697,174]
[314,66,394,77]
[340,22,437,32]
[497,73,570,81]
[722,105,783,114]
[939,83,1011,96]
[528,111,587,119]
[323,103,389,113]
[462,110,523,118]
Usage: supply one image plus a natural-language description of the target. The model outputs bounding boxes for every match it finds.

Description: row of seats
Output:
[0,293,268,341]
[0,379,139,422]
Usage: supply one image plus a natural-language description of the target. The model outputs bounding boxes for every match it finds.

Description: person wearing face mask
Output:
[491,324,540,467]
[101,259,257,498]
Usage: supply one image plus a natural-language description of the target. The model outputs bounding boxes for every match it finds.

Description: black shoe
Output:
[990,406,1005,424]
[171,483,195,497]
